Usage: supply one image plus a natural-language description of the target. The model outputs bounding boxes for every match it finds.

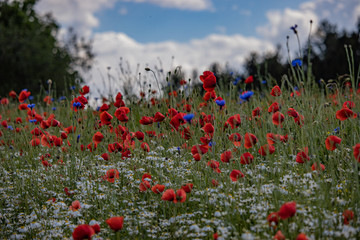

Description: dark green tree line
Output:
[0,0,94,97]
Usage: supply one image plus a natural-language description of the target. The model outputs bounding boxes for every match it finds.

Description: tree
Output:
[309,19,360,84]
[0,0,94,97]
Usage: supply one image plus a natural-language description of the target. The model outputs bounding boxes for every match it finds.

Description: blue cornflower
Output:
[261,80,267,84]
[177,147,181,155]
[29,119,37,123]
[333,127,340,134]
[27,104,35,109]
[28,96,34,100]
[290,24,298,34]
[70,86,76,90]
[215,99,226,110]
[72,102,82,108]
[52,107,56,111]
[77,134,81,143]
[230,72,234,76]
[7,125,14,130]
[183,114,195,123]
[239,91,254,101]
[233,77,241,85]
[59,96,66,101]
[292,59,302,67]
[96,106,101,111]
[208,141,216,147]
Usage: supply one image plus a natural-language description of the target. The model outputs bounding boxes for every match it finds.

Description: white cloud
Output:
[121,0,213,11]
[256,0,360,59]
[118,7,128,15]
[35,0,116,37]
[85,32,274,96]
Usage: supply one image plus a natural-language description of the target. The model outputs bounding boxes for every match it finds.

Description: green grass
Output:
[0,69,360,240]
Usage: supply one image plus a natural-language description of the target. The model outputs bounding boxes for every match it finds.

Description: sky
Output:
[35,0,360,96]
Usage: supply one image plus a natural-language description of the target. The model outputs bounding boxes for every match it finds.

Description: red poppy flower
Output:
[229,133,242,147]
[101,153,109,161]
[230,169,244,181]
[278,201,296,219]
[343,209,354,225]
[244,132,258,149]
[267,212,279,227]
[181,183,193,193]
[336,108,357,121]
[64,126,76,134]
[211,179,219,187]
[31,127,42,136]
[175,189,187,203]
[221,150,233,163]
[343,101,355,109]
[268,102,280,113]
[296,147,310,163]
[294,114,305,126]
[170,113,185,131]
[9,90,17,99]
[151,184,165,194]
[271,85,282,96]
[180,79,187,85]
[18,103,29,110]
[30,138,40,146]
[41,134,53,148]
[114,109,129,122]
[72,224,95,240]
[139,181,151,192]
[240,152,254,164]
[259,144,275,156]
[207,160,221,173]
[139,116,154,125]
[287,108,299,118]
[161,189,176,201]
[191,144,209,155]
[266,133,280,145]
[1,98,9,105]
[311,163,325,171]
[200,71,217,92]
[296,233,308,240]
[134,131,144,141]
[90,224,100,234]
[244,75,254,84]
[203,91,217,101]
[77,95,88,105]
[105,169,119,183]
[100,111,113,125]
[79,85,90,95]
[152,112,165,122]
[141,142,150,152]
[272,112,285,126]
[93,132,104,144]
[202,123,214,135]
[106,216,124,231]
[18,90,31,102]
[53,136,63,147]
[325,135,341,151]
[69,200,81,211]
[193,153,201,161]
[274,230,285,240]
[252,107,261,117]
[353,144,360,162]
[226,114,241,129]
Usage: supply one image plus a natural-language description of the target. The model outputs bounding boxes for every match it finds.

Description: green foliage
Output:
[0,0,94,97]
[243,19,360,88]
